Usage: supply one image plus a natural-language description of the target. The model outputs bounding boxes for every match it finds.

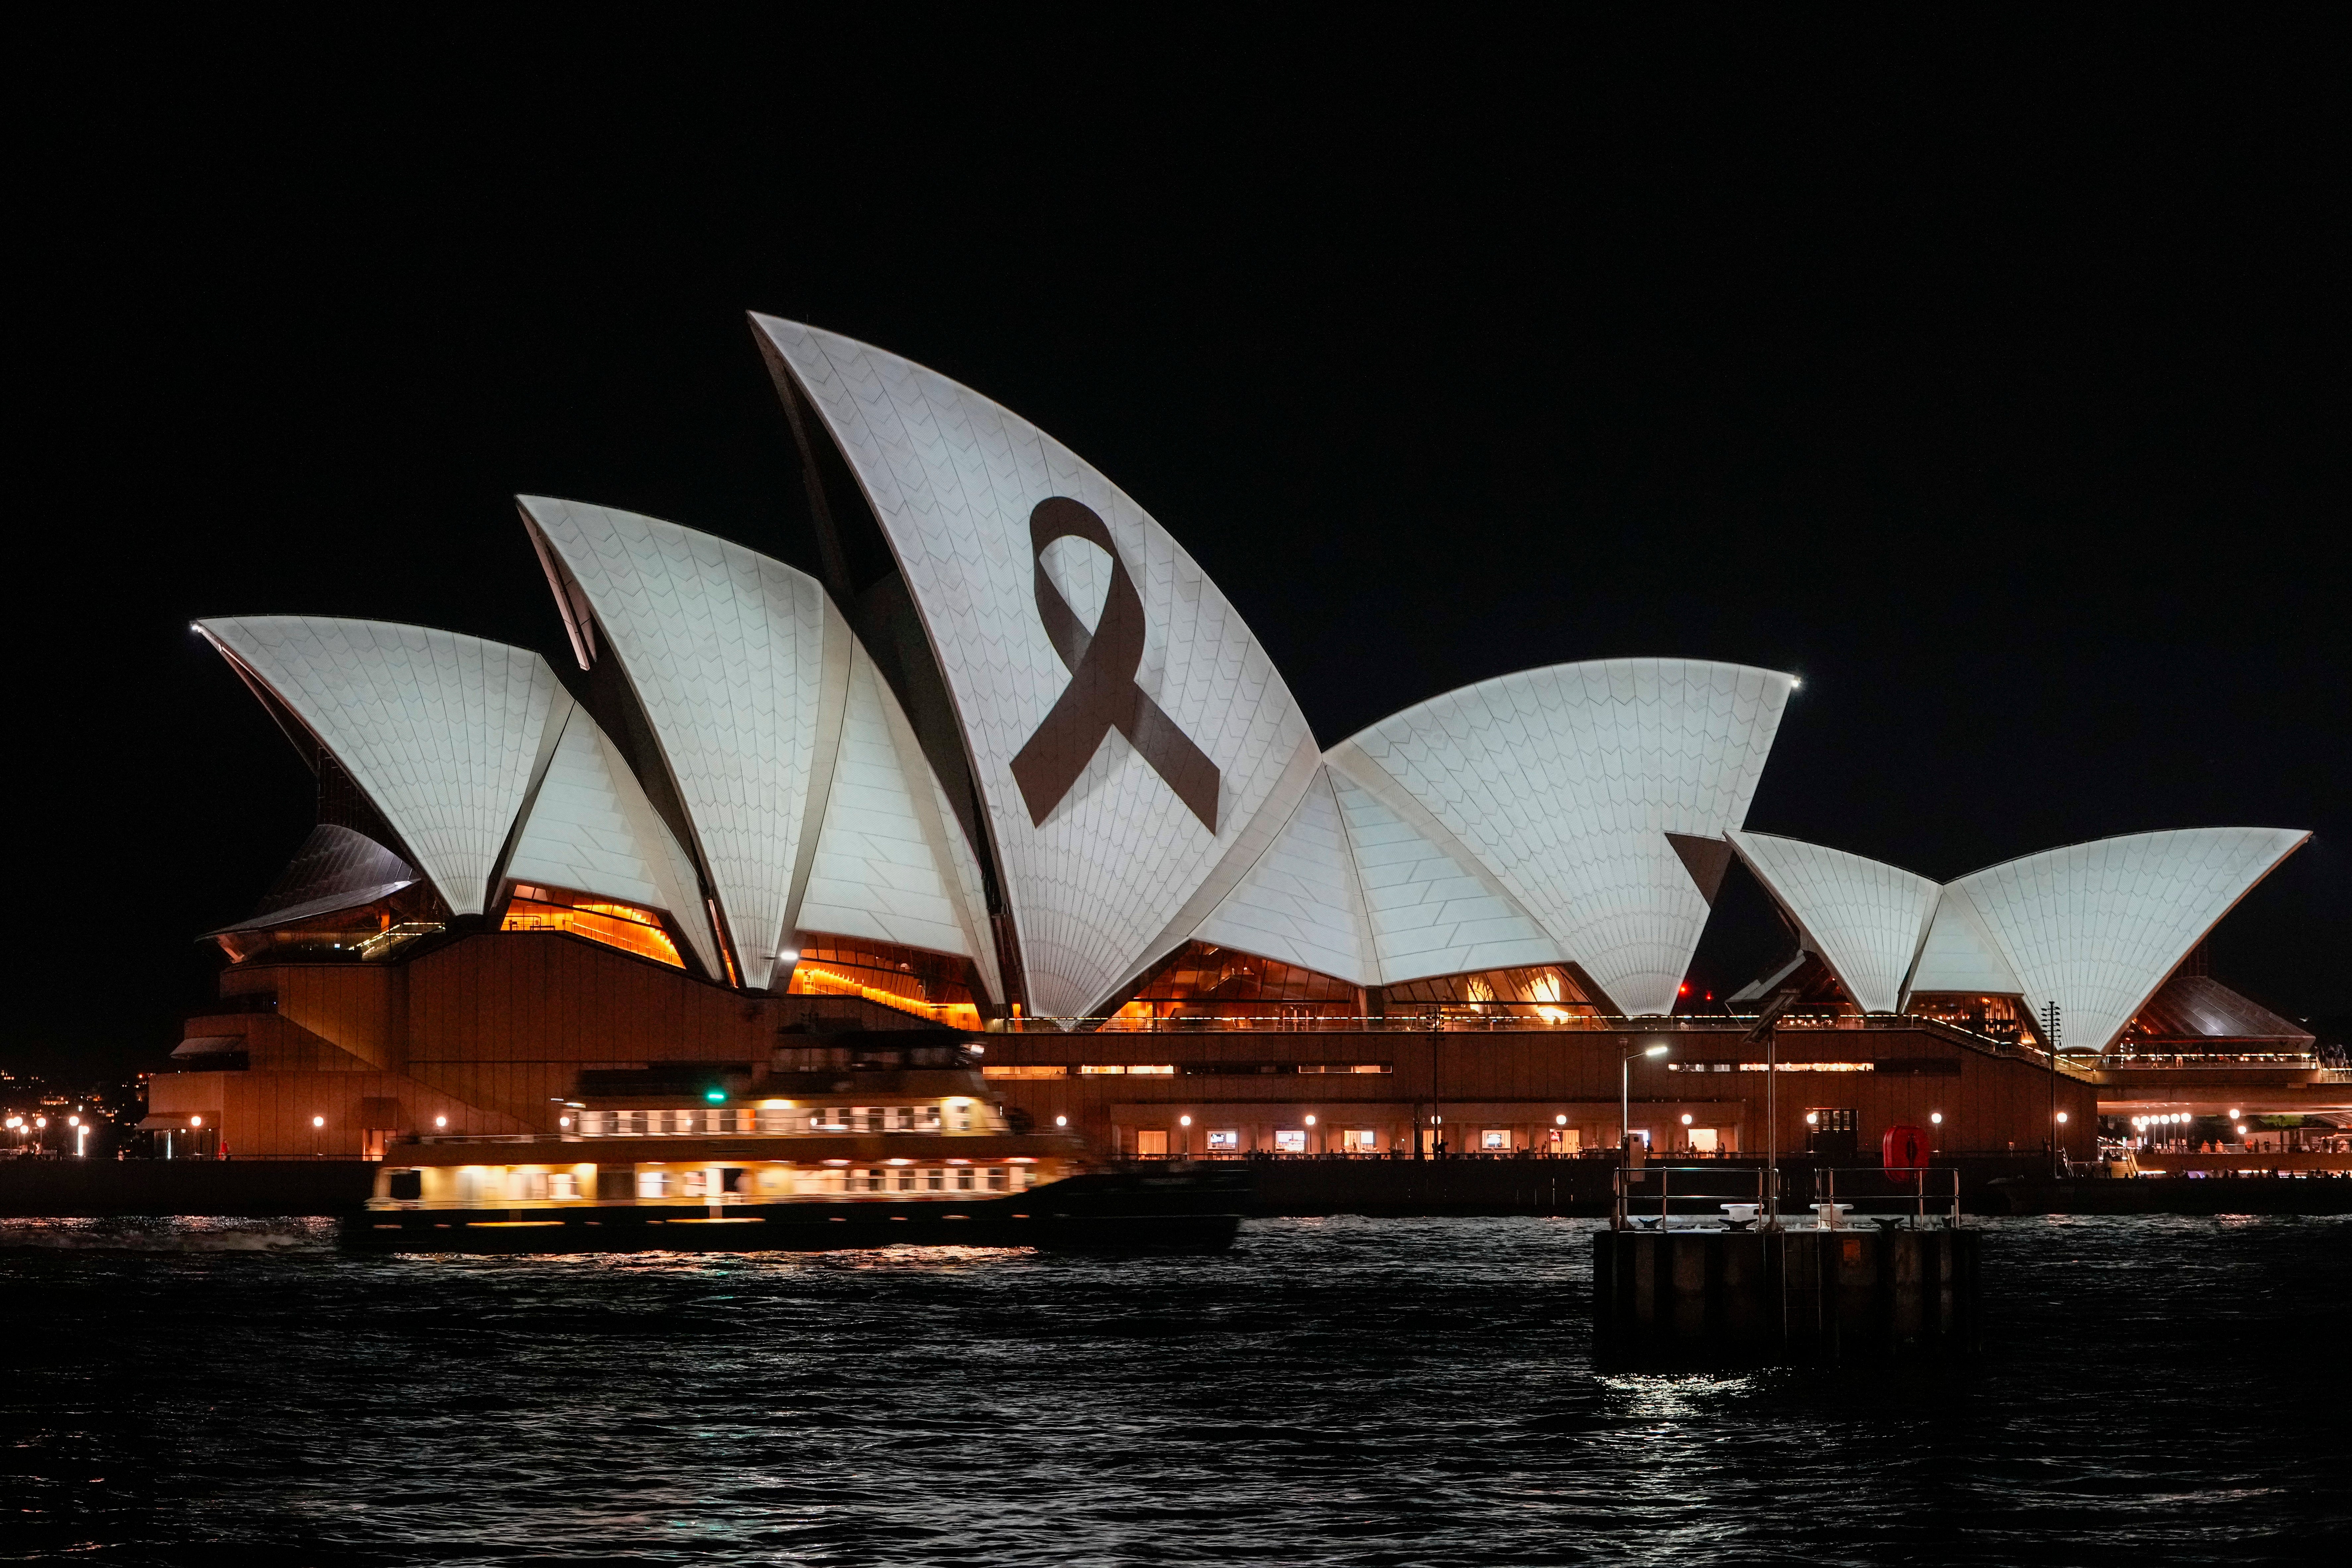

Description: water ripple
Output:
[3,1214,2350,1564]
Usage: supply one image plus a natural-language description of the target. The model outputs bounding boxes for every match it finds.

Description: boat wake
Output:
[0,1217,333,1253]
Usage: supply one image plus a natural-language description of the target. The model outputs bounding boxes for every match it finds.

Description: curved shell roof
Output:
[198,617,569,917]
[504,705,721,977]
[1727,831,1940,1013]
[799,640,1002,999]
[518,497,841,990]
[1938,827,2309,1053]
[1329,659,1795,1016]
[756,315,1320,1016]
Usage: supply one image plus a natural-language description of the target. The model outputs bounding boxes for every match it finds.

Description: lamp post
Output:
[1621,1044,1669,1161]
[2042,999,2064,1178]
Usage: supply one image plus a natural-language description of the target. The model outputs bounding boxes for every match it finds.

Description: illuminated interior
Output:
[1101,942,1359,1029]
[786,935,982,1030]
[1906,992,2036,1047]
[502,884,683,969]
[213,886,448,965]
[1381,965,1601,1024]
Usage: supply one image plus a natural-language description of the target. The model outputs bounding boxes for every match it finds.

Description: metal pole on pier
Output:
[2043,999,2064,1178]
[1745,984,1801,1229]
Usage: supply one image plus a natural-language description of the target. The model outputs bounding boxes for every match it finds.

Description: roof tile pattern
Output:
[1905,888,2024,996]
[199,617,566,917]
[1335,659,1794,1016]
[518,498,834,990]
[1728,831,1940,1013]
[1325,763,1562,984]
[799,642,992,974]
[1940,827,2310,1053]
[506,706,720,976]
[756,317,1316,1015]
[1193,768,1375,986]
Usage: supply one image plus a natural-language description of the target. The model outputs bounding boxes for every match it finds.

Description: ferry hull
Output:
[341,1169,1249,1255]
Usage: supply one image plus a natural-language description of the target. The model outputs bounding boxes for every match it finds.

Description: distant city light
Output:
[1643,1044,1669,1058]
[312,1116,324,1128]
[1304,1114,1316,1126]
[1179,1115,1191,1126]
[1055,1115,1067,1127]
[189,1116,202,1128]
[1555,1114,1567,1126]
[1680,1114,1693,1126]
[1930,1112,1943,1125]
[705,1088,726,1103]
[2056,1112,2069,1124]
[435,1115,447,1128]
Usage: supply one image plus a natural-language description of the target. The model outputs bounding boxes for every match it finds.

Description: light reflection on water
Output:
[3,1213,2349,1565]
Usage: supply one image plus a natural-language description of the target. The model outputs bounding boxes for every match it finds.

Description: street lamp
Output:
[1621,1044,1669,1158]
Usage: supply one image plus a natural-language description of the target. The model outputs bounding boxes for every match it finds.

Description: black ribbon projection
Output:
[1010,497,1221,833]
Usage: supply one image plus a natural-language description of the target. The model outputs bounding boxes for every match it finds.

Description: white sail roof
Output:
[1326,761,1562,984]
[1192,768,1375,987]
[1939,827,2309,1053]
[1905,887,2024,997]
[1727,831,1939,1014]
[199,617,568,917]
[756,316,1319,1015]
[503,705,721,976]
[1331,659,1795,1016]
[517,497,842,990]
[798,640,1002,999]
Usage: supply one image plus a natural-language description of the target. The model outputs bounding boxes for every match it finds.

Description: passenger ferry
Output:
[346,1033,1248,1253]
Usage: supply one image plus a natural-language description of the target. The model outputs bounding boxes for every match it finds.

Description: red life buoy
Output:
[1881,1123,1929,1175]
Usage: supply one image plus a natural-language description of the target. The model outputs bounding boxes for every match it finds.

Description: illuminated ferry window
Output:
[923,1168,945,1192]
[1207,1130,1240,1150]
[628,1111,648,1135]
[954,1167,977,1191]
[858,1168,886,1193]
[757,1108,796,1134]
[1481,1130,1510,1151]
[981,1064,1068,1079]
[987,1167,1009,1191]
[1079,1064,1175,1076]
[637,1171,671,1198]
[1341,1129,1379,1152]
[1275,1130,1307,1153]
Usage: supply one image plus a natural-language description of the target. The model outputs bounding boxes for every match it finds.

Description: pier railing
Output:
[1612,1164,1962,1231]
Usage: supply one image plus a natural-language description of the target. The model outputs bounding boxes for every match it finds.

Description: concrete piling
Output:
[1593,1225,1980,1362]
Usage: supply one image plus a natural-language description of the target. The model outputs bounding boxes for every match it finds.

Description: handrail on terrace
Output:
[1611,1163,1964,1231]
[994,1010,2086,1072]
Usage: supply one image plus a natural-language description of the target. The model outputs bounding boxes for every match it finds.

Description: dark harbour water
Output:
[3,1215,2349,1566]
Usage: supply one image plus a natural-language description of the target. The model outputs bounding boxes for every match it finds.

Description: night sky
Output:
[16,15,2346,1077]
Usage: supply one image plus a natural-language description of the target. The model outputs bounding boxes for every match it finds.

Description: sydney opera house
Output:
[153,316,2323,1162]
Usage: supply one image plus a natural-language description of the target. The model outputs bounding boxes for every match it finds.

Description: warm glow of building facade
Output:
[160,318,2315,1162]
